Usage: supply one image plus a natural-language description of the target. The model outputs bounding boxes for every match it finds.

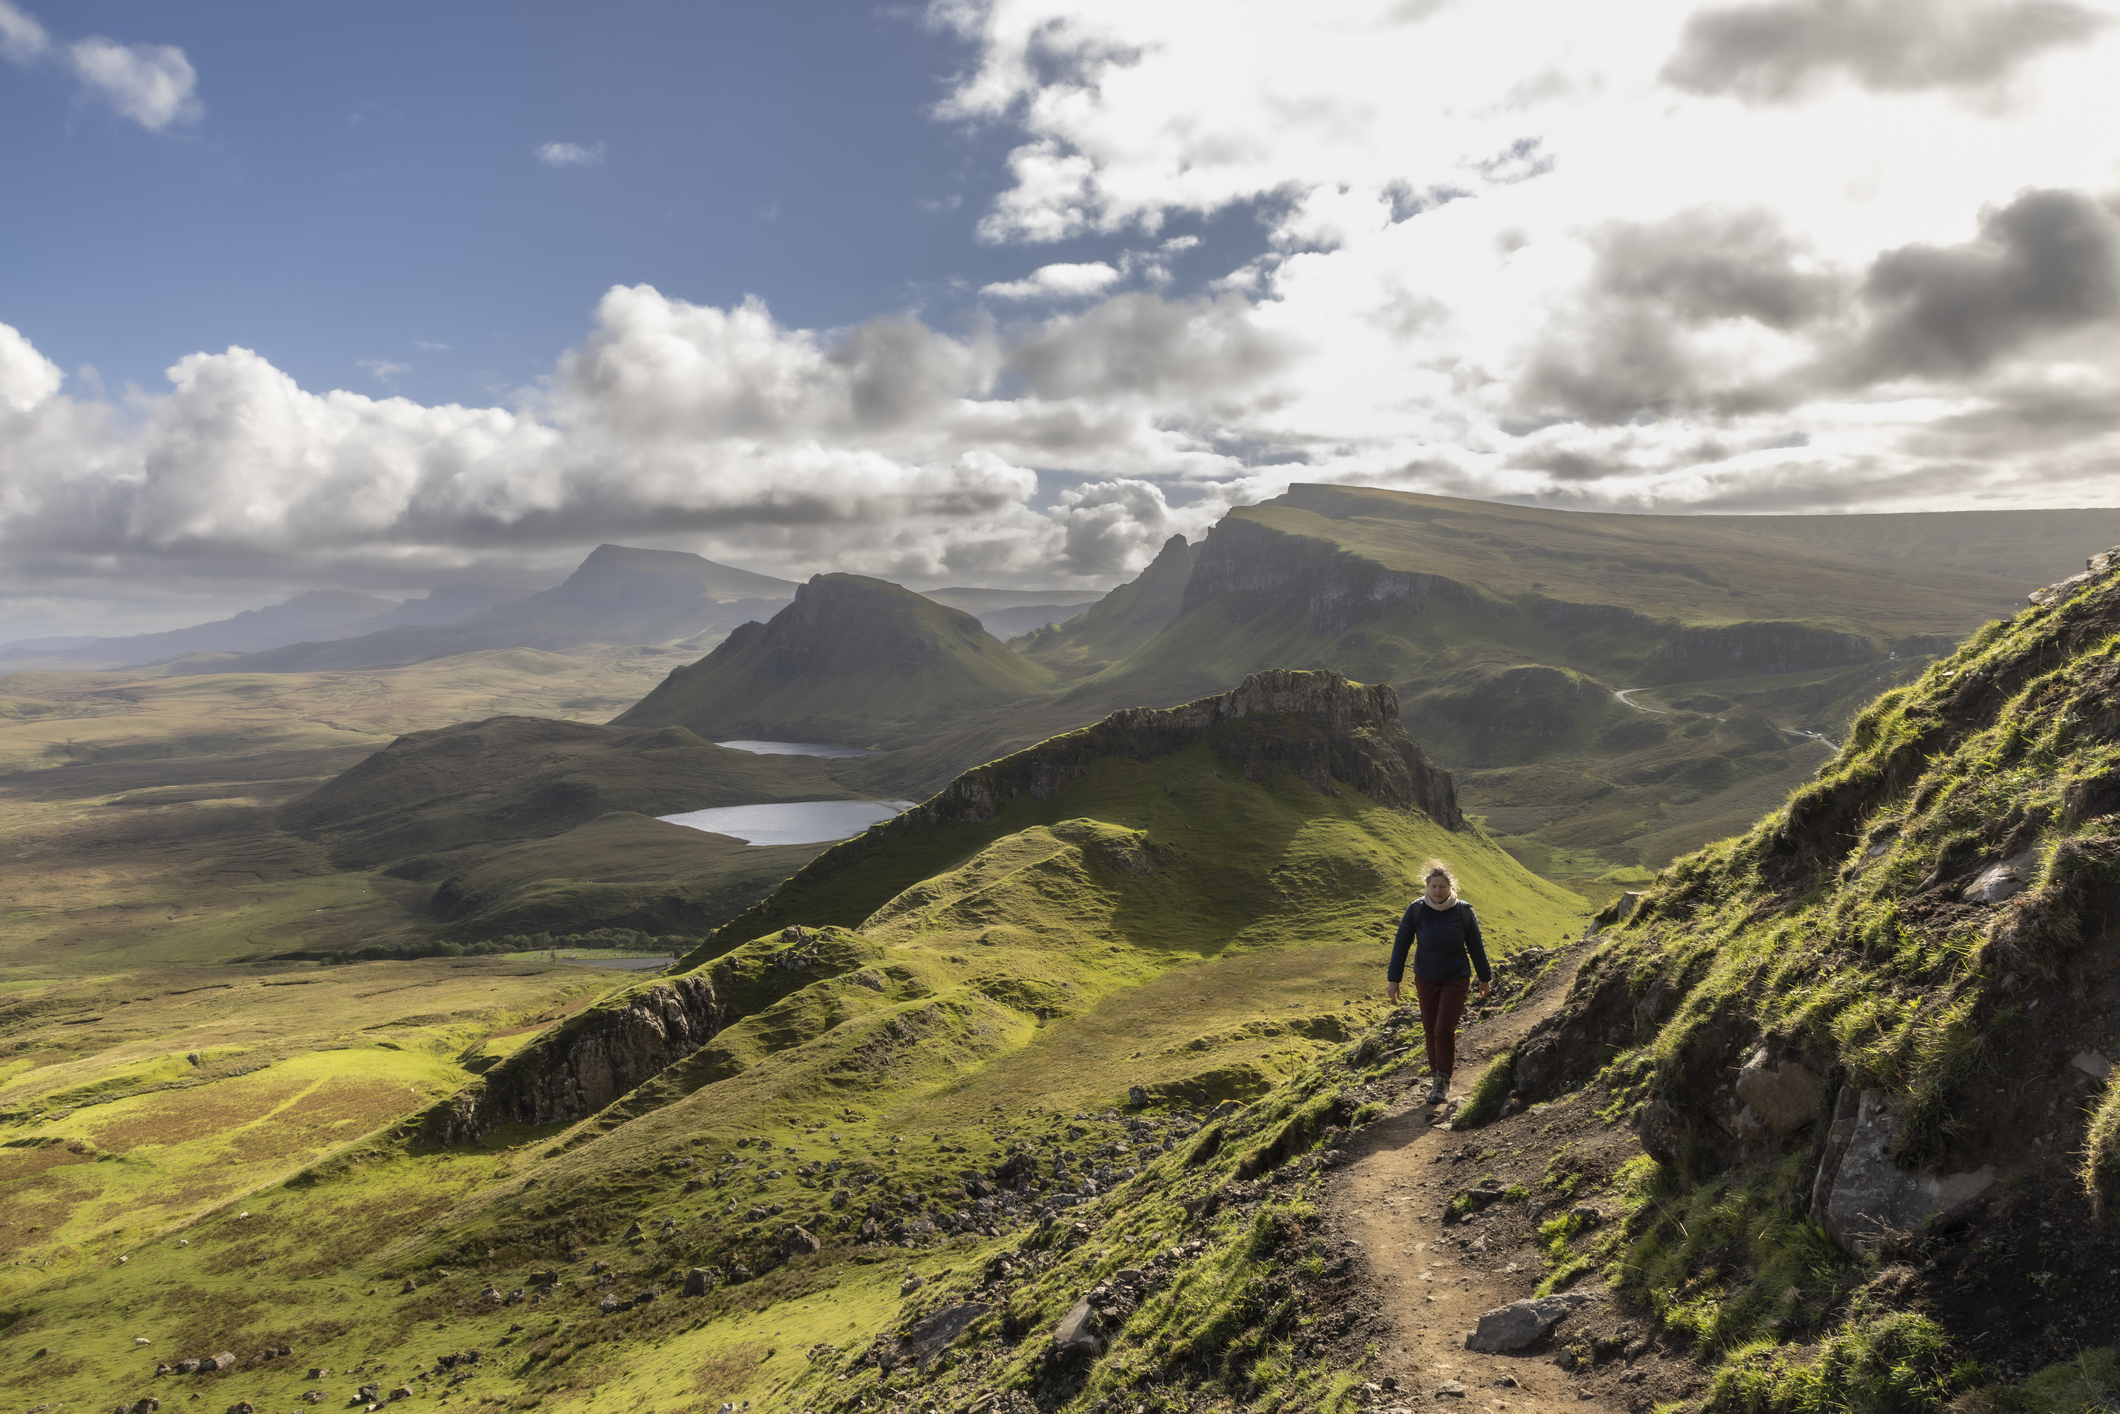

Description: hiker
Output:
[1385,859,1492,1104]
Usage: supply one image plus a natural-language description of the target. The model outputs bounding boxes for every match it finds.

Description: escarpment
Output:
[429,974,723,1142]
[1511,546,2120,1251]
[1182,505,1892,677]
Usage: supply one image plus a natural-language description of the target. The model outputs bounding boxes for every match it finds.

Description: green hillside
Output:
[615,573,1056,747]
[1502,546,2120,1405]
[0,671,1586,1414]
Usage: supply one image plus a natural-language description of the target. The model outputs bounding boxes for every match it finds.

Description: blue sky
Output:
[3,0,2119,638]
[1,2,1243,408]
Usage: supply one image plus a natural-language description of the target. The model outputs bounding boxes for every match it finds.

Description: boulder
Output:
[682,1267,719,1297]
[1810,1087,1995,1253]
[203,1353,236,1373]
[389,1387,412,1402]
[1963,850,2041,904]
[1464,1293,1604,1352]
[2074,1050,2113,1081]
[893,1302,990,1372]
[1127,1086,1148,1108]
[1053,1297,1103,1356]
[780,1226,822,1258]
[1733,1049,1822,1138]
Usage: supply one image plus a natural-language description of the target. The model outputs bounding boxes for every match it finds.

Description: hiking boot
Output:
[1426,1073,1449,1104]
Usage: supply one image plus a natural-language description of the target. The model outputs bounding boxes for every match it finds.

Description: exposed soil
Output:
[1315,943,1706,1413]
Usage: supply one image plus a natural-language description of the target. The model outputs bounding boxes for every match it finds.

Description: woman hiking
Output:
[1385,860,1492,1104]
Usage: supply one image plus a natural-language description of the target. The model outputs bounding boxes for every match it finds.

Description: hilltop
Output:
[615,573,1056,747]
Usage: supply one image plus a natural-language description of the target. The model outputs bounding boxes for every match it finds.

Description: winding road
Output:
[1610,686,1838,752]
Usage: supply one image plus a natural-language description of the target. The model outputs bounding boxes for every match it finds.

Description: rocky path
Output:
[1323,947,1624,1414]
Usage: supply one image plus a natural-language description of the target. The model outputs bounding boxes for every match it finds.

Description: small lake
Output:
[656,799,916,846]
[715,739,874,758]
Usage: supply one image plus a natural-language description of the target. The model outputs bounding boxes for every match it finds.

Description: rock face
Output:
[428,975,723,1142]
[1464,1293,1604,1352]
[691,669,1462,959]
[1183,516,1482,637]
[1809,1088,1995,1253]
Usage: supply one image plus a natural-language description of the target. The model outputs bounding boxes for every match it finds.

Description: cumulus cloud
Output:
[981,261,1123,300]
[0,1,202,130]
[0,280,1275,622]
[534,141,606,167]
[1843,187,2120,381]
[1662,0,2105,103]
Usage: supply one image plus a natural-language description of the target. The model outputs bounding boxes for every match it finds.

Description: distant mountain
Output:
[614,572,1054,746]
[919,584,1109,638]
[185,544,800,674]
[0,589,403,669]
[362,583,531,629]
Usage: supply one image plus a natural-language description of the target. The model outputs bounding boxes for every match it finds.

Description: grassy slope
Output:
[1510,556,2120,1408]
[0,958,616,1293]
[0,709,1584,1414]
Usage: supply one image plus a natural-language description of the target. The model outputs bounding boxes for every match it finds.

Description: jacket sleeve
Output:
[1386,903,1417,984]
[1463,904,1492,983]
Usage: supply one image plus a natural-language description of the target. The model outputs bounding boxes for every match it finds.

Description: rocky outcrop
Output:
[2028,546,2120,605]
[1182,517,1485,635]
[428,975,722,1142]
[904,669,1460,830]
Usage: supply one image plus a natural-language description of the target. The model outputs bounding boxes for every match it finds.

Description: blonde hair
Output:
[1422,859,1456,891]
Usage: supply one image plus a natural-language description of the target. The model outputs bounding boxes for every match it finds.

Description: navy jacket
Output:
[1387,897,1491,986]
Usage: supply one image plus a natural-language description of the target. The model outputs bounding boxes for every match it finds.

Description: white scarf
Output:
[1425,891,1459,910]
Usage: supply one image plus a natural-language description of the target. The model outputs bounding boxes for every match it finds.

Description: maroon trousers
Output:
[1414,976,1470,1077]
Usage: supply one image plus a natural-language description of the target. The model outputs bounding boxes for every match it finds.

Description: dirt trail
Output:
[1324,948,1624,1413]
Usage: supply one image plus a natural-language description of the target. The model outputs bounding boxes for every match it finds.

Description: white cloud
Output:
[0,3,201,130]
[414,340,452,353]
[0,0,49,63]
[980,260,1124,300]
[916,0,2120,516]
[534,141,606,167]
[358,358,410,382]
[68,36,201,129]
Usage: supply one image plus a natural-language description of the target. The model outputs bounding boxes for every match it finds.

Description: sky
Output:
[3,0,2120,638]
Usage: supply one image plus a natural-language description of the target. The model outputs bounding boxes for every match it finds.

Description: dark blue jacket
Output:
[1387,898,1490,986]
